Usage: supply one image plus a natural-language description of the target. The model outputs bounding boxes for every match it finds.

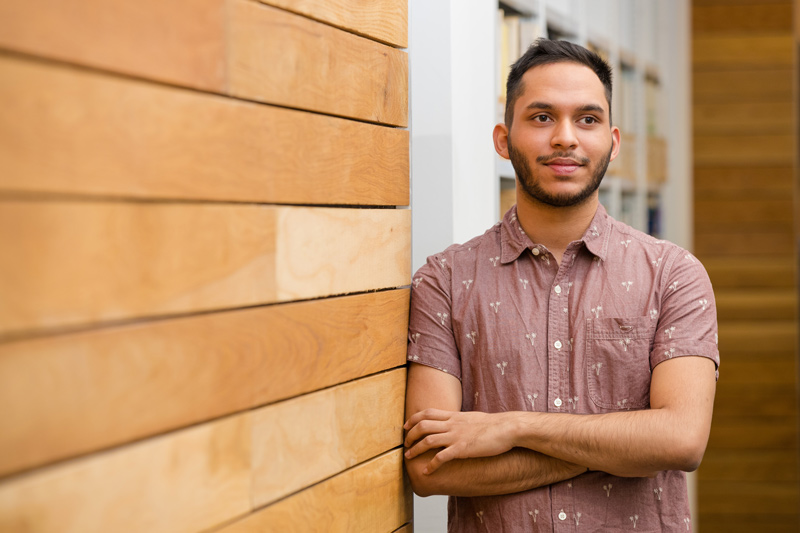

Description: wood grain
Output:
[694,134,795,166]
[702,257,795,288]
[692,34,794,69]
[717,321,797,354]
[714,290,797,321]
[220,449,411,533]
[0,55,408,206]
[698,480,799,514]
[0,415,251,533]
[699,449,799,482]
[0,290,408,477]
[251,370,406,506]
[696,514,800,533]
[693,3,793,33]
[695,166,793,199]
[0,0,226,91]
[258,0,407,47]
[0,202,410,337]
[714,383,798,417]
[693,102,794,135]
[708,416,798,450]
[229,1,408,127]
[695,231,795,256]
[694,199,794,225]
[692,69,793,103]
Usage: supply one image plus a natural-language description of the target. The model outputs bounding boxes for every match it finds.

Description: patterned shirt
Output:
[407,204,719,533]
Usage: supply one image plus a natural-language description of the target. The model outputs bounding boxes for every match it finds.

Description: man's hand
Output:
[404,408,517,474]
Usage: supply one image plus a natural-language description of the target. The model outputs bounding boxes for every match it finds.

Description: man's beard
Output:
[508,138,613,208]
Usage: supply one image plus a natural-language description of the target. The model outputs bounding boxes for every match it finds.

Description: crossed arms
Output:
[403,355,716,497]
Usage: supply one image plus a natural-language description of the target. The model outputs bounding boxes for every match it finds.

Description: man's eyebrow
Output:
[524,102,607,115]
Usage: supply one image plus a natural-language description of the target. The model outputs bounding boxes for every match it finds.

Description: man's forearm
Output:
[405,447,586,497]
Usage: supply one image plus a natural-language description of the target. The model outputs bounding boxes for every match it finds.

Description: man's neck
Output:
[515,186,599,265]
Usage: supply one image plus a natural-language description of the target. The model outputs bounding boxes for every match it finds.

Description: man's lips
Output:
[544,158,582,175]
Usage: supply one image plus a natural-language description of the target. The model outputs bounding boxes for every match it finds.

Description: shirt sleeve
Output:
[407,252,463,379]
[651,249,720,380]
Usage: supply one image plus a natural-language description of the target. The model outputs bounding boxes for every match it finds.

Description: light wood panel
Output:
[693,69,793,103]
[694,199,794,225]
[695,231,795,256]
[0,290,408,477]
[698,481,799,514]
[693,102,794,135]
[695,515,799,533]
[703,257,795,288]
[714,290,797,320]
[229,0,408,127]
[251,370,405,506]
[708,416,798,449]
[258,0,407,47]
[693,34,794,69]
[693,3,793,33]
[694,134,795,165]
[0,55,408,205]
[0,203,410,337]
[0,415,252,533]
[700,449,799,482]
[220,449,411,533]
[717,321,797,353]
[695,166,793,199]
[0,0,226,91]
[393,524,413,533]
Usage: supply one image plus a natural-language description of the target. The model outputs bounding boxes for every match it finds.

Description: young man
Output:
[404,39,719,532]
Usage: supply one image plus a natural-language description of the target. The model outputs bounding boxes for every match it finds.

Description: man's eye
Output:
[533,115,551,123]
[580,116,598,125]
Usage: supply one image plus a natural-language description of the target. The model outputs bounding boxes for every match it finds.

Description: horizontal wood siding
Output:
[0,0,410,530]
[692,1,799,530]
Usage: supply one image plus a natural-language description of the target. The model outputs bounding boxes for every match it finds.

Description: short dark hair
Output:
[504,38,613,127]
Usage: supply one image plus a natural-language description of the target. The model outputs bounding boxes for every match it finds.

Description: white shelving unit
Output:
[408,1,692,530]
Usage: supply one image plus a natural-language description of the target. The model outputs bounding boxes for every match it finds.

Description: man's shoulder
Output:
[425,223,503,266]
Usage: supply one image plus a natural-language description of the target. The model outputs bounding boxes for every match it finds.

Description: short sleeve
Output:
[407,253,462,379]
[651,250,720,379]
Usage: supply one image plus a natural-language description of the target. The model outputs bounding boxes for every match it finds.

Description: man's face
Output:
[499,62,619,208]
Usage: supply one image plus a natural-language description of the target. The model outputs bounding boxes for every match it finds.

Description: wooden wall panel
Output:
[0,203,409,337]
[693,3,793,33]
[229,0,408,127]
[693,134,795,165]
[220,449,411,533]
[251,369,405,506]
[0,55,409,206]
[0,290,408,477]
[258,0,408,47]
[693,69,793,103]
[0,0,226,91]
[692,1,798,529]
[692,34,794,69]
[0,415,252,533]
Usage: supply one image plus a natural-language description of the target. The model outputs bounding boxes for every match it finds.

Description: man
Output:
[404,39,719,532]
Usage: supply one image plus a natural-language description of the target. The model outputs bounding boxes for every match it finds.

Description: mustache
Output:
[536,151,591,165]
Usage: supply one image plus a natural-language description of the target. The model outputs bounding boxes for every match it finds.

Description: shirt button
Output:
[554,285,562,294]
[554,340,562,350]
[532,247,540,256]
[558,511,567,521]
[554,398,562,407]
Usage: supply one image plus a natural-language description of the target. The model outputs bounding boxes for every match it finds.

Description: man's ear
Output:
[493,123,510,160]
[609,126,621,162]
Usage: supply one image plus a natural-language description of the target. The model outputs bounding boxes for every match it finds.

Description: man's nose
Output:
[550,121,578,150]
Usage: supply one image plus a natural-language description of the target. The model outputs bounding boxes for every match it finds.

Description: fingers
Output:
[403,408,451,431]
[404,419,448,448]
[405,432,447,460]
[424,447,457,474]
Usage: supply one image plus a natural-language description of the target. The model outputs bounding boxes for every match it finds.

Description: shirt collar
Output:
[500,203,611,264]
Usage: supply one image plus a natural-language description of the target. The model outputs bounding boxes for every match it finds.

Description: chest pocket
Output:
[586,316,652,410]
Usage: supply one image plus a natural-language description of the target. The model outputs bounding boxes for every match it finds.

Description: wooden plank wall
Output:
[0,1,412,531]
[692,1,799,531]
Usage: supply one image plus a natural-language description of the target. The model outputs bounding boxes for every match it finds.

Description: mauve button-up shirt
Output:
[407,204,719,533]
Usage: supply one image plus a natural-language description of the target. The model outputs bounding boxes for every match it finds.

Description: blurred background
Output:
[0,0,797,532]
